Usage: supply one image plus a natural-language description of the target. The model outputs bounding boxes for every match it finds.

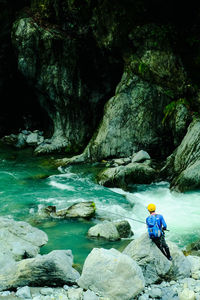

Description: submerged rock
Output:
[78,248,145,300]
[38,202,96,219]
[56,202,96,219]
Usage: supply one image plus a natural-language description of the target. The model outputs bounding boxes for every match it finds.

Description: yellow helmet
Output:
[147,203,156,212]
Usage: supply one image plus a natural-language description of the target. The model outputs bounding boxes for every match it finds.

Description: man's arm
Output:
[160,215,167,230]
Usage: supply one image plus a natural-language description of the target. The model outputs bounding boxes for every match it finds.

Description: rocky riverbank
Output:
[1,216,200,300]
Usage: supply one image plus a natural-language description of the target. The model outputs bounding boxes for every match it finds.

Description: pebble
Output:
[16,286,32,299]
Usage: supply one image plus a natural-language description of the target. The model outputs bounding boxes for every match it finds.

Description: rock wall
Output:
[2,0,200,167]
[161,119,200,192]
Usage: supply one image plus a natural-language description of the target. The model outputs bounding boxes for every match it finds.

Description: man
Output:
[146,203,172,261]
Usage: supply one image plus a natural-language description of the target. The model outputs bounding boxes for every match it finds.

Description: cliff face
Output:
[3,0,200,160]
[12,15,121,153]
[0,0,52,136]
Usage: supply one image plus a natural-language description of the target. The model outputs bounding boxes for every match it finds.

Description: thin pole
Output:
[97,209,170,231]
[97,209,146,224]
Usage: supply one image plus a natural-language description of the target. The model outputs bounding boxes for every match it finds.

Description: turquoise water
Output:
[0,144,200,267]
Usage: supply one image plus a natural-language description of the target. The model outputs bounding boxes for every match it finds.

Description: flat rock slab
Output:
[55,202,96,219]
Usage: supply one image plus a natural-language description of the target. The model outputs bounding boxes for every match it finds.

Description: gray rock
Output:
[123,233,171,284]
[83,290,99,300]
[40,287,54,295]
[12,17,114,155]
[148,287,162,298]
[0,250,80,291]
[187,256,200,280]
[162,119,200,192]
[78,248,145,300]
[97,162,157,188]
[67,288,83,300]
[88,222,120,241]
[1,134,18,145]
[56,202,95,219]
[167,242,191,280]
[123,233,191,284]
[26,132,39,146]
[138,295,149,300]
[178,288,196,300]
[16,133,26,148]
[16,286,31,299]
[0,217,48,262]
[169,102,191,147]
[114,220,132,238]
[132,150,151,163]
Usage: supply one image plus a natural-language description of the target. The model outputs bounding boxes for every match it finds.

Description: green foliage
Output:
[164,89,174,98]
[162,98,189,124]
[138,62,148,75]
[90,202,96,210]
[31,0,51,19]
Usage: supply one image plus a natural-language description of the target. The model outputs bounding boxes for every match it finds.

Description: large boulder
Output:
[88,220,132,241]
[167,241,191,279]
[162,119,200,191]
[0,217,48,262]
[88,222,120,241]
[123,233,191,284]
[187,255,200,280]
[0,250,80,291]
[97,162,157,188]
[78,248,145,300]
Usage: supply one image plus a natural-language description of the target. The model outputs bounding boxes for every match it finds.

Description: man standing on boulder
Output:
[146,203,172,261]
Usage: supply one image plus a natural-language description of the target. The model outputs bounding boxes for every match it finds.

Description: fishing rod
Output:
[97,208,170,231]
[97,209,146,224]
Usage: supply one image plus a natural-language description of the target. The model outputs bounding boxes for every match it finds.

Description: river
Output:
[0,144,199,267]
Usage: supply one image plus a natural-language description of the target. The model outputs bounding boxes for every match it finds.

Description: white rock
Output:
[88,222,120,241]
[40,288,54,295]
[16,286,32,298]
[178,288,196,300]
[132,150,150,163]
[187,255,200,279]
[83,290,99,300]
[0,291,11,296]
[26,132,39,145]
[67,287,83,300]
[78,248,145,300]
[148,287,162,298]
[0,217,48,262]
